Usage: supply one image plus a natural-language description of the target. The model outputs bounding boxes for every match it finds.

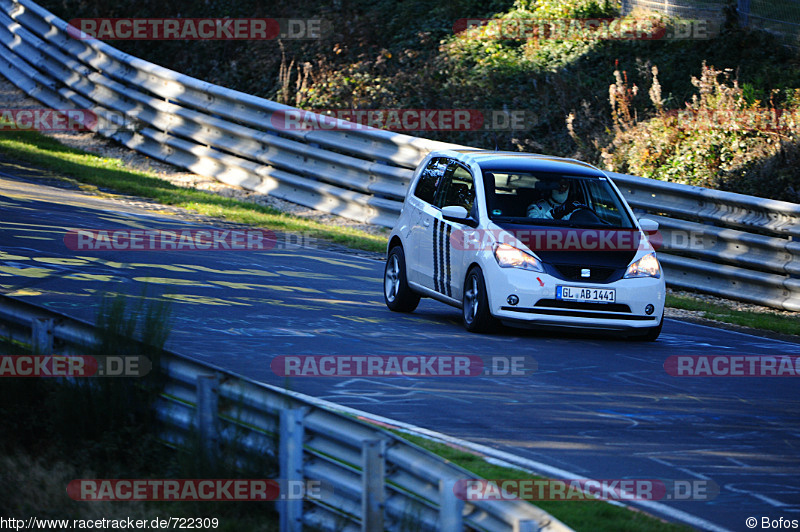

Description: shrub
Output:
[600,62,800,202]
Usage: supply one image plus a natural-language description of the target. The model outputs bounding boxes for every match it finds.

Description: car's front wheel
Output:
[462,267,498,333]
[384,246,420,312]
[631,319,663,341]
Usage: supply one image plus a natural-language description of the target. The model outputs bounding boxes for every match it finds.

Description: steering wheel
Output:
[567,206,608,225]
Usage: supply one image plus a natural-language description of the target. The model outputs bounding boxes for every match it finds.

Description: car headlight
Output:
[493,243,543,272]
[624,252,661,279]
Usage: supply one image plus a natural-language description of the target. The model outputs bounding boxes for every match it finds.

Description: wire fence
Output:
[621,0,800,46]
[744,0,800,45]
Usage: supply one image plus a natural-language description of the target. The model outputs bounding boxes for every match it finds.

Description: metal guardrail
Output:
[608,172,800,311]
[1,0,799,311]
[0,0,457,227]
[0,294,573,532]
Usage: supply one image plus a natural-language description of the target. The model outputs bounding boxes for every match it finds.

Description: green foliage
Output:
[513,0,618,18]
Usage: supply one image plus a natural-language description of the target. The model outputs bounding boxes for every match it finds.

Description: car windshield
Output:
[483,171,634,228]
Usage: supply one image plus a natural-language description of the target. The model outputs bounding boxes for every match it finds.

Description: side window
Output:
[438,163,475,213]
[413,157,446,205]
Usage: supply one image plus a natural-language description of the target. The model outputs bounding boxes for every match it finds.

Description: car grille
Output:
[534,299,631,313]
[551,264,617,283]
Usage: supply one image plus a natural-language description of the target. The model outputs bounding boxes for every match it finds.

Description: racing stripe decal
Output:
[432,218,452,297]
[432,217,440,293]
[438,219,446,296]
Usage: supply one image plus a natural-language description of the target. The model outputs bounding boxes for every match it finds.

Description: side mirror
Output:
[638,218,659,233]
[442,205,471,224]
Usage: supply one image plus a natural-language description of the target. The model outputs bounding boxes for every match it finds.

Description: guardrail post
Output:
[31,317,53,355]
[280,408,306,532]
[515,520,537,532]
[361,439,385,531]
[196,375,219,463]
[439,478,464,530]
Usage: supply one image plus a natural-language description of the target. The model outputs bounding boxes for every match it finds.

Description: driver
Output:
[527,179,585,220]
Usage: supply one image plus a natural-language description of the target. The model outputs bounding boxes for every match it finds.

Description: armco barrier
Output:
[0,294,573,532]
[608,172,800,311]
[1,0,799,310]
[0,0,457,227]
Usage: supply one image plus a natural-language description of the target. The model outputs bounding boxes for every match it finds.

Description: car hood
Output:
[491,221,642,269]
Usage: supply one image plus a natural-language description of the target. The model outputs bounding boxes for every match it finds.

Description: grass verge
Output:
[394,432,694,532]
[666,293,800,337]
[0,130,389,253]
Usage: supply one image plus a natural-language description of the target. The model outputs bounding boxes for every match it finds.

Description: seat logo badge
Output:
[581,268,591,278]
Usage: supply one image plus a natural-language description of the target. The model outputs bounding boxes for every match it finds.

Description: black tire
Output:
[462,267,498,333]
[631,318,663,341]
[384,246,420,312]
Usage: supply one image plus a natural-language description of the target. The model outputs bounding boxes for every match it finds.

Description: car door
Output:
[406,157,446,286]
[420,161,478,301]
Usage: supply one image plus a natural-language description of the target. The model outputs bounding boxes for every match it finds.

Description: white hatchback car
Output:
[383,150,666,340]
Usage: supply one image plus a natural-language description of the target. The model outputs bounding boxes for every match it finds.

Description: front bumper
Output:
[486,265,665,330]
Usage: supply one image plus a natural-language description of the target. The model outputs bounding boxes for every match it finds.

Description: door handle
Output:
[422,219,431,227]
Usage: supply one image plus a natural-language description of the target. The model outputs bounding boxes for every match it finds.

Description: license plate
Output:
[556,286,616,303]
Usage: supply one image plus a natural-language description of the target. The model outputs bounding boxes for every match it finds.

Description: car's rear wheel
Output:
[384,246,420,312]
[462,267,498,333]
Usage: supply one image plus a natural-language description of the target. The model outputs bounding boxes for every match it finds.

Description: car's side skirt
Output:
[408,281,462,309]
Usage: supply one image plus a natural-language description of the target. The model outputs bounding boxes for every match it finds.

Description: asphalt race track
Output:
[1,167,799,531]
